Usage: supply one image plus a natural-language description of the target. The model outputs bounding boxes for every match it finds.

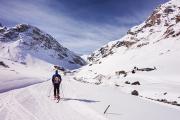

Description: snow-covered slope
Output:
[0,23,86,94]
[0,57,53,93]
[0,75,180,120]
[75,0,180,106]
[0,1,180,120]
[0,24,86,70]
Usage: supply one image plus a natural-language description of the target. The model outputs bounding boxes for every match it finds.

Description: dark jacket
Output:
[52,72,62,85]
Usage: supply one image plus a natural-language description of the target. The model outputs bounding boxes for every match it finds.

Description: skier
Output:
[52,70,62,100]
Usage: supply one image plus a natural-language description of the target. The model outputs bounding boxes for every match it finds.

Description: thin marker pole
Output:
[104,105,110,114]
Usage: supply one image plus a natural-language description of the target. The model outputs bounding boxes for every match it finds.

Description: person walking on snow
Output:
[52,70,62,100]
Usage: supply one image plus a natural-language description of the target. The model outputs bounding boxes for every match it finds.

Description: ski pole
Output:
[48,86,53,97]
[60,83,64,98]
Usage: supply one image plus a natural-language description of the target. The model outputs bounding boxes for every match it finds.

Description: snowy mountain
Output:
[0,1,180,120]
[0,24,86,70]
[0,23,86,94]
[87,0,180,64]
[75,0,180,106]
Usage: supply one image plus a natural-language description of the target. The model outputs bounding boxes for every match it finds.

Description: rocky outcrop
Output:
[0,61,9,68]
[137,42,149,48]
[145,12,162,27]
[131,81,141,85]
[164,6,174,14]
[176,15,180,23]
[87,41,136,63]
[131,90,139,96]
[125,81,130,84]
[115,70,127,77]
[145,97,180,106]
[0,27,6,33]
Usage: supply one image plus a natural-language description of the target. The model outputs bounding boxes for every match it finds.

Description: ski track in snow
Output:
[0,77,108,120]
[0,75,180,120]
[1,0,180,120]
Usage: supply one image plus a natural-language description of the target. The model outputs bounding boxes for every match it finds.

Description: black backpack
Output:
[53,75,61,84]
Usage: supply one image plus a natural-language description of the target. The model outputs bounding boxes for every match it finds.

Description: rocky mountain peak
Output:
[87,0,180,64]
[0,24,86,69]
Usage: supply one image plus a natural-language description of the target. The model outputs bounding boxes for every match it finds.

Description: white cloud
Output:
[115,9,152,25]
[0,0,149,54]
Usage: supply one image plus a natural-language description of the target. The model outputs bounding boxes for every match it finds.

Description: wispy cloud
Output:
[0,0,153,54]
[115,6,157,28]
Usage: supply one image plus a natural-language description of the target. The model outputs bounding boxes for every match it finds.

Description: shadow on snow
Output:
[62,97,100,103]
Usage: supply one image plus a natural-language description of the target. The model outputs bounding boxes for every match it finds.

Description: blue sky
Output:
[0,0,168,54]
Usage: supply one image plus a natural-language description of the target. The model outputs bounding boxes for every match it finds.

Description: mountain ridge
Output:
[87,0,180,64]
[75,0,180,105]
[0,24,86,69]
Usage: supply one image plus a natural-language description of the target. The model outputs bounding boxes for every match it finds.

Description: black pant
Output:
[53,84,60,96]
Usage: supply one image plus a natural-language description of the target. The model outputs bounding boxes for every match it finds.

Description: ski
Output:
[56,99,60,103]
[56,96,60,103]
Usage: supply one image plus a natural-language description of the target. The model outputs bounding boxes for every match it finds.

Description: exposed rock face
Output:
[176,15,180,23]
[87,41,136,63]
[164,7,174,14]
[87,0,180,64]
[145,11,162,27]
[0,61,9,68]
[0,24,86,69]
